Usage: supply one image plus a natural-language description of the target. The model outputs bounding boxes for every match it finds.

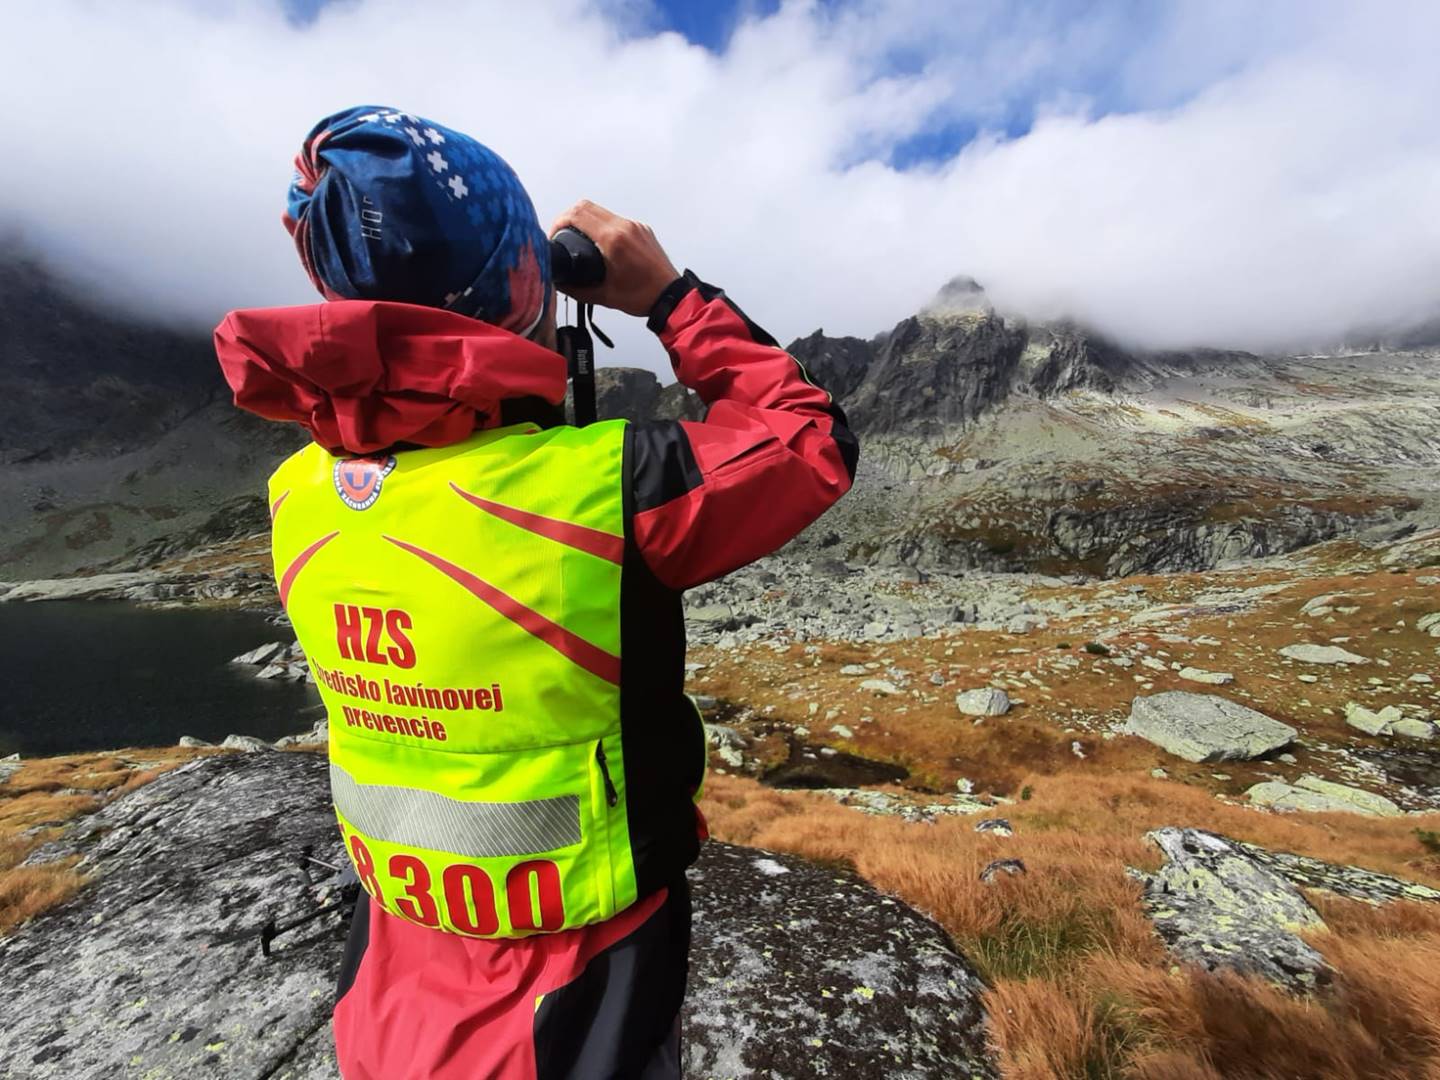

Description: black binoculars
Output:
[549,227,606,288]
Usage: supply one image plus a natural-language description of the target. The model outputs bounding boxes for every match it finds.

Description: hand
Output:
[549,200,680,317]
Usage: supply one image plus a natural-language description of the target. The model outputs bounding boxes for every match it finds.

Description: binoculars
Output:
[549,227,608,428]
[549,228,605,288]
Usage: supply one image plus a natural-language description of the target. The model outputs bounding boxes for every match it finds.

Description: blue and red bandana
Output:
[284,105,550,337]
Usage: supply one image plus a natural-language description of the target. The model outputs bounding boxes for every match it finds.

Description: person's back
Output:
[217,105,856,1079]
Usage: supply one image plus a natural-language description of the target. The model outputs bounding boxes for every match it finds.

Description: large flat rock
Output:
[1247,776,1404,817]
[1124,691,1296,763]
[0,753,994,1079]
[2,754,345,1080]
[1278,643,1369,665]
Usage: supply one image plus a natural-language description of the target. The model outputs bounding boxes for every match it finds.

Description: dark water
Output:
[0,602,321,756]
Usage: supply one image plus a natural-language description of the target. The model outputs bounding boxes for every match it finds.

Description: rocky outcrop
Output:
[787,329,876,403]
[98,495,271,573]
[588,366,661,422]
[0,567,273,605]
[1279,643,1370,665]
[0,753,995,1079]
[840,312,1030,437]
[654,379,704,421]
[1124,692,1296,763]
[576,366,703,424]
[1143,828,1440,991]
[686,842,994,1078]
[1345,702,1403,736]
[1143,828,1331,992]
[1,753,346,1079]
[1229,837,1440,905]
[1049,500,1408,579]
[779,294,1439,579]
[805,293,1150,439]
[232,640,312,683]
[956,688,1011,717]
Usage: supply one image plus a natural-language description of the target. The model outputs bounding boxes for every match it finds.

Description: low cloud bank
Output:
[2,0,1437,372]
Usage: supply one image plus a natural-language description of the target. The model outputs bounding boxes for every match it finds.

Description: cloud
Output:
[2,0,1438,375]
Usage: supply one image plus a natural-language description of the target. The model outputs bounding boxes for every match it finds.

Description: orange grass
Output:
[0,859,85,936]
[701,766,1440,1077]
[688,560,1440,1075]
[0,747,209,935]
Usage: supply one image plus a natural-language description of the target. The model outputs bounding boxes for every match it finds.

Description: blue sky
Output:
[276,0,1278,170]
[650,0,782,51]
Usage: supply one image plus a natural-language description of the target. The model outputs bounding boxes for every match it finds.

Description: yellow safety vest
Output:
[268,420,642,937]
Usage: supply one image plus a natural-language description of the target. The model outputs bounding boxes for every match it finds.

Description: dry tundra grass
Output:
[701,771,1440,1077]
[0,749,204,934]
[691,556,1440,1077]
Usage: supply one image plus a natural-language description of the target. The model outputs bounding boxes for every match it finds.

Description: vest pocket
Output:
[591,738,619,917]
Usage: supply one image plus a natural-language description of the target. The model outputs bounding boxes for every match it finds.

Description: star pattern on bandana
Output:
[288,105,550,331]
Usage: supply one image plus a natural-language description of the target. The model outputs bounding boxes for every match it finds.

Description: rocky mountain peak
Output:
[798,291,1151,436]
[923,275,992,317]
[575,366,703,424]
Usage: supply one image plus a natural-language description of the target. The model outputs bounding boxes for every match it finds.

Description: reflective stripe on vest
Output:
[268,420,639,937]
[330,762,582,859]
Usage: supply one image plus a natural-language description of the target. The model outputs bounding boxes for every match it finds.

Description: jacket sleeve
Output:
[626,271,859,590]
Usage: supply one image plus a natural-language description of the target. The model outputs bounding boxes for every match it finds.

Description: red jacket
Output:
[216,271,856,1079]
[216,270,857,590]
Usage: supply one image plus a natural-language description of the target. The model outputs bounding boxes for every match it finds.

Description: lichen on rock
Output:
[1142,827,1332,993]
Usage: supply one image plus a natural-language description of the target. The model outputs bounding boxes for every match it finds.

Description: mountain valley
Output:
[4,261,1440,1077]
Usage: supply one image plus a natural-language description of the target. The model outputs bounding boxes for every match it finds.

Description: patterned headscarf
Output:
[283,105,550,337]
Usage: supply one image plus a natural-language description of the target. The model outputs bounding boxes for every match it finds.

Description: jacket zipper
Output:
[593,739,619,918]
[595,741,618,808]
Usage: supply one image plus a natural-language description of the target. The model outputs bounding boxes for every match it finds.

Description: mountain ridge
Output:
[3,256,1437,579]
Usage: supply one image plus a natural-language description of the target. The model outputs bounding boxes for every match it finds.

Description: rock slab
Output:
[1,754,345,1080]
[1143,828,1331,992]
[1228,838,1440,905]
[1177,667,1234,686]
[0,753,995,1079]
[1124,692,1296,763]
[1345,702,1401,736]
[686,843,995,1079]
[1246,776,1403,817]
[1279,644,1369,665]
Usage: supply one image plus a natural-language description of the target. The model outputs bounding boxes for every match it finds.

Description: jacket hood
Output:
[214,300,566,455]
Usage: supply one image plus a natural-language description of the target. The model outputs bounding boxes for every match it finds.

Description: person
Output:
[214,105,857,1079]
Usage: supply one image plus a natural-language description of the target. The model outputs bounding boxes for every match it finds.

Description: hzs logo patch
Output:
[333,455,397,511]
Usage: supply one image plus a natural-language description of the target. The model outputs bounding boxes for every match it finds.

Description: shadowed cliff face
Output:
[790,307,1148,440]
[568,367,704,424]
[0,255,222,464]
[0,752,996,1079]
[0,253,305,578]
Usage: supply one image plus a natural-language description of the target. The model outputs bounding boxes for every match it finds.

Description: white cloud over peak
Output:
[2,0,1438,375]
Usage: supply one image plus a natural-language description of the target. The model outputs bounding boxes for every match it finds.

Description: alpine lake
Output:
[0,601,320,757]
